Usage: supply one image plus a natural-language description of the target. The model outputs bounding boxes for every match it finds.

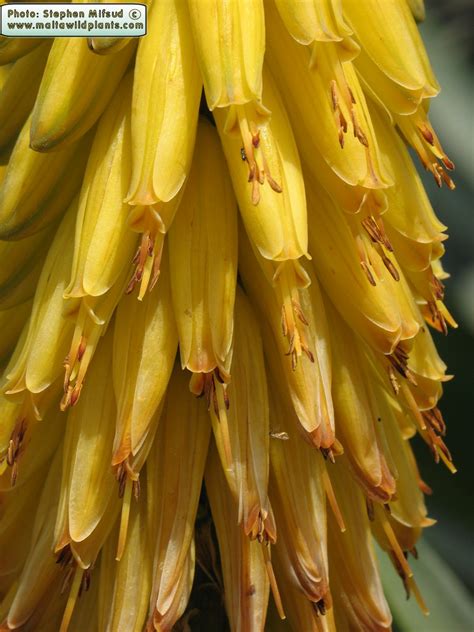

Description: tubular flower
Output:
[0,1,461,630]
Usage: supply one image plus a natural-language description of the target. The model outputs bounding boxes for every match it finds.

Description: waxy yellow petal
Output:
[127,0,201,208]
[30,35,135,151]
[274,0,351,44]
[65,73,138,299]
[328,459,392,631]
[239,229,335,448]
[269,390,330,605]
[214,66,307,261]
[146,364,210,629]
[0,116,90,240]
[205,442,270,632]
[0,42,50,152]
[265,2,391,190]
[169,118,237,377]
[2,204,77,396]
[325,301,396,501]
[187,0,265,109]
[7,450,63,629]
[344,0,438,100]
[209,290,274,541]
[112,252,177,466]
[60,331,117,544]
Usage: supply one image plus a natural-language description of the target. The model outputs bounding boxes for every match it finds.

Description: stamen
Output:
[116,475,133,561]
[61,302,107,411]
[262,544,286,620]
[6,415,29,487]
[192,370,234,467]
[407,576,430,616]
[233,104,282,205]
[59,565,84,632]
[388,345,418,386]
[323,467,346,532]
[126,232,164,299]
[377,505,413,579]
[396,114,455,190]
[275,262,313,368]
[399,382,426,431]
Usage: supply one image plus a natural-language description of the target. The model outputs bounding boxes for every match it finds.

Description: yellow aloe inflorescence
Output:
[0,0,458,630]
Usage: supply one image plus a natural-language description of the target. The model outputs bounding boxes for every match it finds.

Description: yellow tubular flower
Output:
[270,546,338,632]
[55,331,116,548]
[30,37,135,152]
[64,72,138,300]
[269,389,330,609]
[169,118,237,379]
[188,0,274,209]
[209,289,275,544]
[306,174,419,355]
[343,0,454,187]
[395,106,455,190]
[0,404,62,493]
[215,65,313,364]
[0,381,60,486]
[343,0,438,111]
[6,450,64,629]
[125,0,202,297]
[0,116,91,240]
[112,251,177,471]
[98,494,151,632]
[187,0,264,110]
[145,365,210,630]
[127,0,201,208]
[239,228,335,450]
[362,101,447,267]
[0,42,51,153]
[382,410,434,544]
[1,205,76,397]
[61,265,131,411]
[274,0,351,44]
[265,1,392,191]
[214,66,306,258]
[324,300,396,502]
[205,442,270,632]
[328,458,393,632]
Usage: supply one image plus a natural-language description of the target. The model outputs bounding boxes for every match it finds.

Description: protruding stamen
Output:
[388,345,418,386]
[234,105,282,205]
[126,231,164,299]
[191,369,233,467]
[323,467,346,532]
[116,475,133,561]
[377,505,413,579]
[59,564,84,632]
[262,543,286,620]
[275,262,313,369]
[397,114,455,190]
[399,382,426,431]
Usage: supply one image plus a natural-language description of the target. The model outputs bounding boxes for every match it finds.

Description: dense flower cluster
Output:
[0,0,457,630]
